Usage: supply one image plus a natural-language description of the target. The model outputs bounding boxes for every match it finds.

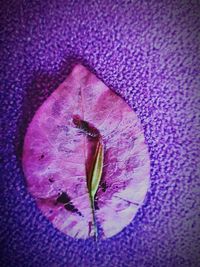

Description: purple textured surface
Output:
[1,1,200,267]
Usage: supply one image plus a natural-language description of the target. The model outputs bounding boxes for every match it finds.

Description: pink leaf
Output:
[22,64,150,239]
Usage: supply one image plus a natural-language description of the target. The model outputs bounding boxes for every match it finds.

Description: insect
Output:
[73,114,103,239]
[73,115,100,139]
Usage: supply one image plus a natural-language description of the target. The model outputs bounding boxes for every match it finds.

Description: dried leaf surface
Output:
[22,64,150,239]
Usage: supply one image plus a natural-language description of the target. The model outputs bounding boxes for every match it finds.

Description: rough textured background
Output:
[1,0,200,266]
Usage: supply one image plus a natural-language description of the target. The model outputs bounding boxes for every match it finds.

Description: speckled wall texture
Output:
[1,0,200,267]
